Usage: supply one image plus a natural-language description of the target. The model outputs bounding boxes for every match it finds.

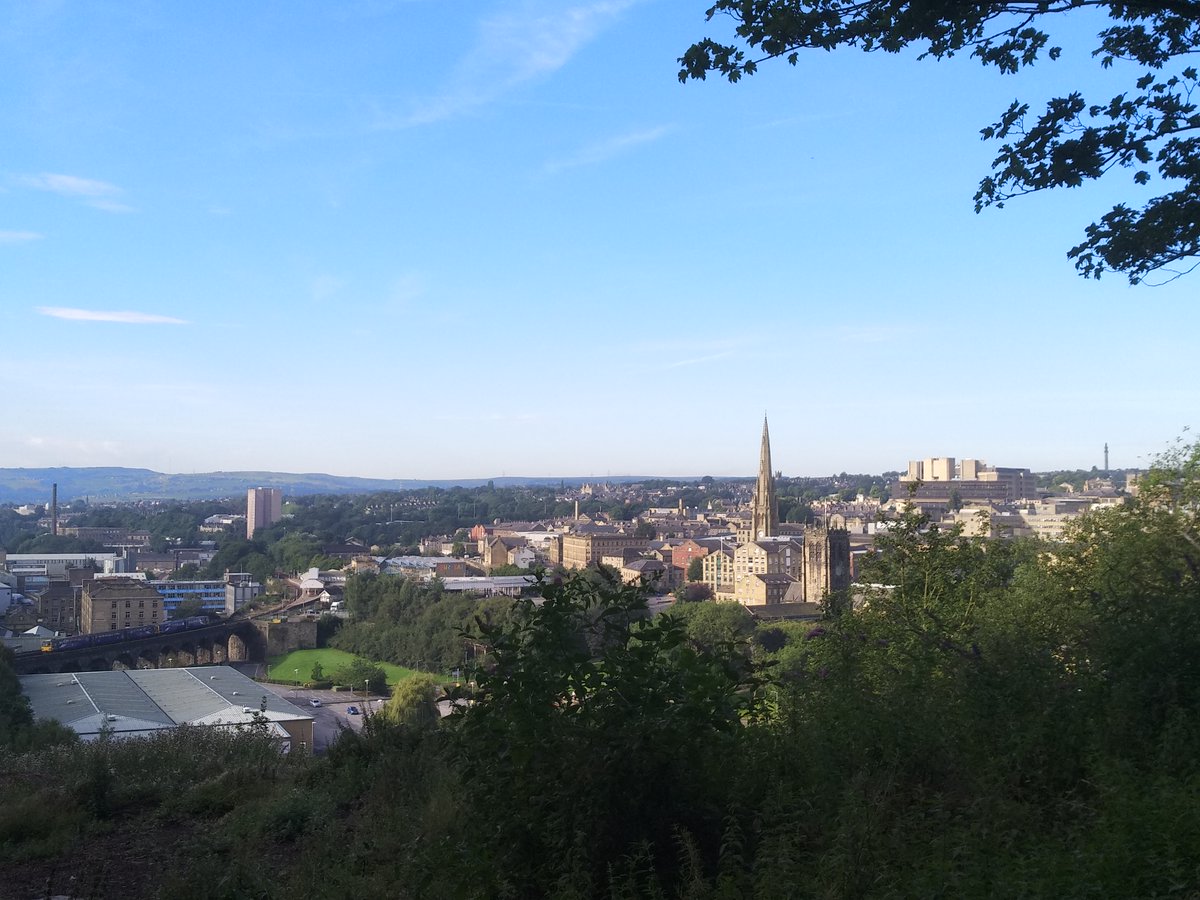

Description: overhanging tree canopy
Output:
[680,1,1200,284]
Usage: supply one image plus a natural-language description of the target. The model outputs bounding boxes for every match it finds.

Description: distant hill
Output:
[0,467,663,504]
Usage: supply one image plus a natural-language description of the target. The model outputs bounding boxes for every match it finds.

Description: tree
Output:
[171,598,207,620]
[384,673,441,729]
[681,2,1200,284]
[332,657,388,693]
[686,556,705,582]
[451,571,763,895]
[674,581,714,603]
[669,599,755,653]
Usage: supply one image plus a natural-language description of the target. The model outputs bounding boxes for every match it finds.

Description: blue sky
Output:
[3,1,1194,479]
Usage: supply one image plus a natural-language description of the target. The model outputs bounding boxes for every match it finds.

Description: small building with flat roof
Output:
[20,666,314,752]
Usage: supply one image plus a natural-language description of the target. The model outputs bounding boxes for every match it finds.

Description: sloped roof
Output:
[21,667,311,739]
[625,559,666,573]
[755,573,796,584]
[85,578,162,601]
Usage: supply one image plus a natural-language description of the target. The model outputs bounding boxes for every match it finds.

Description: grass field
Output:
[266,648,426,686]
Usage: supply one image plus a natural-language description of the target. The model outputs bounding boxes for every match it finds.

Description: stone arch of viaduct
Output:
[16,623,266,676]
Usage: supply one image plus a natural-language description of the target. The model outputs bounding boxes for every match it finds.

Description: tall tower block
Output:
[246,487,283,538]
[750,417,779,540]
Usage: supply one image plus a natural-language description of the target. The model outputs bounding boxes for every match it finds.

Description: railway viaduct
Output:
[10,617,317,676]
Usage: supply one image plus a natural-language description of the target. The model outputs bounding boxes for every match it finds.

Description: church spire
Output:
[751,416,779,539]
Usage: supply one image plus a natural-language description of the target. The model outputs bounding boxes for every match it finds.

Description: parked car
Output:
[347,705,359,715]
[309,698,322,708]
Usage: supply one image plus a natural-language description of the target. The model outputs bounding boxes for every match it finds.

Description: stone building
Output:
[731,538,802,604]
[81,577,165,634]
[719,419,852,609]
[802,516,852,605]
[702,542,736,598]
[561,527,648,570]
[749,417,780,540]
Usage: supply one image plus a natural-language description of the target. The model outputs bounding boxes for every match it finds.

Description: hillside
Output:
[0,467,658,504]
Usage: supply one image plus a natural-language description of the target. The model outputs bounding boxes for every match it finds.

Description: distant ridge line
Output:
[0,467,715,503]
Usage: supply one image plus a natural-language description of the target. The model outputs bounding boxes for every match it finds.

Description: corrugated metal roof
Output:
[194,669,298,719]
[76,671,175,725]
[21,666,312,738]
[21,673,97,727]
[126,668,229,722]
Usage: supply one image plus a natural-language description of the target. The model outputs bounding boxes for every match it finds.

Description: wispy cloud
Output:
[545,125,672,173]
[18,172,135,213]
[377,0,637,128]
[36,307,189,325]
[0,230,43,243]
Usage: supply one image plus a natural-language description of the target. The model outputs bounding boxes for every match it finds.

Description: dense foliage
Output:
[331,573,515,673]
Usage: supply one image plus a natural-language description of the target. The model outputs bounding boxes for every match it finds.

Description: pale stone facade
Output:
[732,539,802,604]
[561,531,648,570]
[81,577,165,634]
[722,419,852,609]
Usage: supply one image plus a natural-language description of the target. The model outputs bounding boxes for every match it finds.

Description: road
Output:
[257,680,385,754]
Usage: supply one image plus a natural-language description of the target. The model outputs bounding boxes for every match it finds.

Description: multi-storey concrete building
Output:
[154,580,229,618]
[246,487,283,538]
[901,457,1037,506]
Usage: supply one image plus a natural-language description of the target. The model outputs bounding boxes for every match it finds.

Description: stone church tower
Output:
[750,416,779,540]
[803,514,852,605]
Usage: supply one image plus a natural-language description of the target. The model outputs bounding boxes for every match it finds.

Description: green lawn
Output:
[266,648,428,687]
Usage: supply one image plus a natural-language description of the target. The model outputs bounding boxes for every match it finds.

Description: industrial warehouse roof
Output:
[20,666,310,741]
